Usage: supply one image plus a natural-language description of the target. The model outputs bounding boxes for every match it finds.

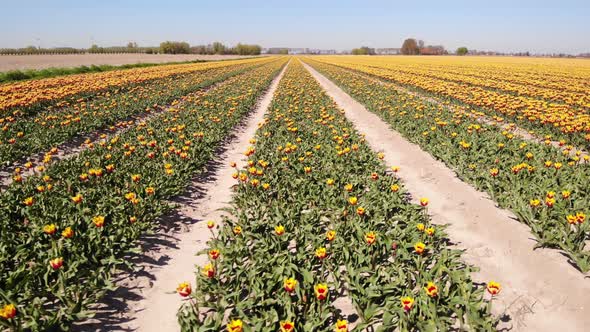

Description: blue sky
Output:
[2,0,589,54]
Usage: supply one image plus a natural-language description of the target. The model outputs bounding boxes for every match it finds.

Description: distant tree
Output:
[401,38,420,55]
[89,44,101,53]
[127,41,138,49]
[456,47,468,55]
[233,43,262,55]
[160,41,190,54]
[212,42,226,55]
[351,48,368,55]
[351,46,375,55]
[420,45,446,55]
[278,49,289,55]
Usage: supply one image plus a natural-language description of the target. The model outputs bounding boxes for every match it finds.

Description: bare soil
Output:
[73,63,288,332]
[0,54,258,71]
[304,62,590,332]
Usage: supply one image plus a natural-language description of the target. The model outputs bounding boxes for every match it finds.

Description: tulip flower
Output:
[43,224,57,235]
[207,220,215,229]
[177,282,191,297]
[365,232,376,245]
[92,216,105,228]
[275,225,285,236]
[62,227,74,239]
[348,196,358,206]
[280,320,295,332]
[227,319,243,332]
[576,212,586,224]
[202,263,215,279]
[545,197,555,207]
[71,194,83,204]
[314,283,328,300]
[326,230,336,241]
[50,257,64,270]
[233,226,242,235]
[425,227,435,236]
[284,278,297,293]
[424,282,438,297]
[416,223,425,232]
[315,247,327,259]
[334,319,348,332]
[487,281,501,296]
[414,242,426,255]
[356,207,366,216]
[23,197,34,206]
[0,303,16,320]
[401,296,414,312]
[419,198,429,207]
[209,249,220,260]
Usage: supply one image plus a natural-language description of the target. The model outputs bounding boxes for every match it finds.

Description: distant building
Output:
[375,48,401,55]
[263,47,338,55]
[264,47,289,54]
[289,48,306,54]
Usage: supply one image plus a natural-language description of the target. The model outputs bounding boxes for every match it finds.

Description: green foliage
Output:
[352,46,375,55]
[212,41,226,55]
[457,47,469,56]
[351,48,367,55]
[233,43,262,55]
[160,41,191,54]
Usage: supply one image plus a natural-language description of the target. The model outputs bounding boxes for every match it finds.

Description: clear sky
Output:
[2,0,589,54]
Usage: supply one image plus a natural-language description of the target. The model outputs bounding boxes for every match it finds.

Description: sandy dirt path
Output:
[0,54,260,71]
[74,62,289,332]
[303,62,590,332]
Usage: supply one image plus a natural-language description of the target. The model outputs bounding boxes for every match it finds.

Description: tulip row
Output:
[0,58,287,331]
[333,57,590,109]
[0,58,272,165]
[310,56,590,151]
[303,58,590,272]
[177,59,497,331]
[0,57,267,114]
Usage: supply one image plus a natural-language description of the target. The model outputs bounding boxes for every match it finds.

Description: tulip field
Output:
[0,55,589,331]
[302,56,590,273]
[176,59,498,331]
[0,56,286,330]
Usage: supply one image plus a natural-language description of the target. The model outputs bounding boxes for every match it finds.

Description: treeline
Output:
[0,46,83,55]
[184,42,262,55]
[351,46,375,55]
[401,38,447,55]
[0,41,262,56]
